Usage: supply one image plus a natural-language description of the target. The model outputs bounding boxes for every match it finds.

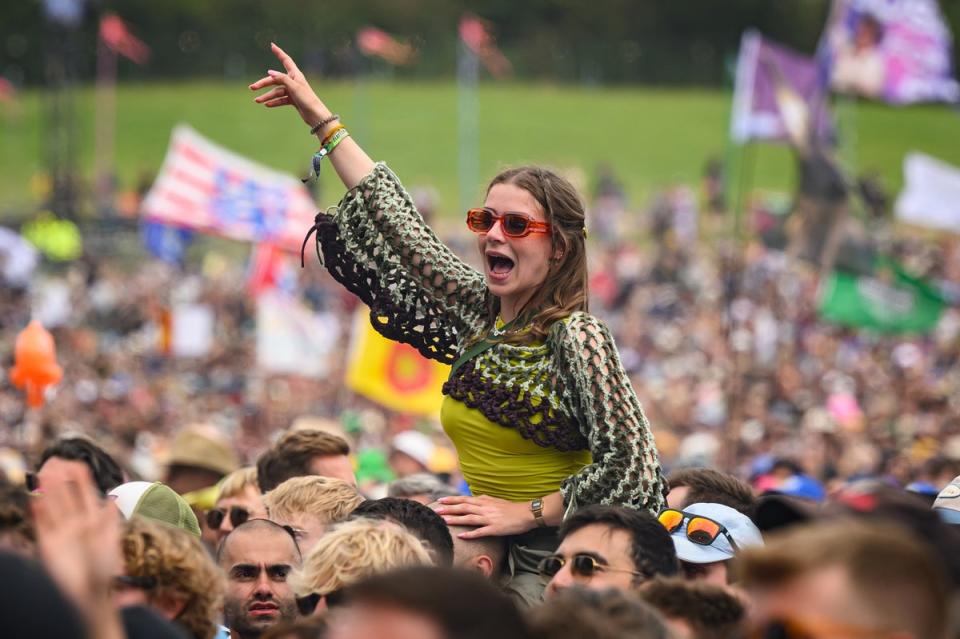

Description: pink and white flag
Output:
[141,125,317,251]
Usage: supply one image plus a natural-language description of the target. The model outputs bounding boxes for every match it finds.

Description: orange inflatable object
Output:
[8,320,63,408]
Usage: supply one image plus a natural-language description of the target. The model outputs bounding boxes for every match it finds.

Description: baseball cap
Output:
[771,474,826,502]
[109,481,201,537]
[753,494,817,533]
[933,475,960,524]
[391,431,435,469]
[670,502,763,564]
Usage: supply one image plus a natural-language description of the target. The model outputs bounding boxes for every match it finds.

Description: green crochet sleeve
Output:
[554,312,666,513]
[315,163,489,364]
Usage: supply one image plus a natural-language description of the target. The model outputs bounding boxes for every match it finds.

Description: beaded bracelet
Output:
[309,114,339,136]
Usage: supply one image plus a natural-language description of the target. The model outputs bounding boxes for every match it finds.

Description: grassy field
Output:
[2,79,959,220]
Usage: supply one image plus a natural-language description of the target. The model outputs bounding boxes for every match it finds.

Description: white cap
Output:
[108,481,155,519]
[390,431,435,468]
[671,502,763,564]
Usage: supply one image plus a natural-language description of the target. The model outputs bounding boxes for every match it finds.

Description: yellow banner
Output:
[345,310,450,416]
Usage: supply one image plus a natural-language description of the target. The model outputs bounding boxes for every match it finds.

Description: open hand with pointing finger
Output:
[249,42,328,128]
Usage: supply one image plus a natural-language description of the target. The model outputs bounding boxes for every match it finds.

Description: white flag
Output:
[895,153,960,232]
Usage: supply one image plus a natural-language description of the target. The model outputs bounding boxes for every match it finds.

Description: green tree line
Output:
[1,0,958,86]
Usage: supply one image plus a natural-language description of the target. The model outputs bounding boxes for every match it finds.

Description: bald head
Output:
[217,518,301,565]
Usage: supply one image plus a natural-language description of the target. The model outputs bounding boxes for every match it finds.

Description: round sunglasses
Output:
[466,207,551,238]
[657,508,741,551]
[537,552,644,583]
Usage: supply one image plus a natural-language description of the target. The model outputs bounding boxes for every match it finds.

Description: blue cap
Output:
[774,475,826,502]
[906,481,940,496]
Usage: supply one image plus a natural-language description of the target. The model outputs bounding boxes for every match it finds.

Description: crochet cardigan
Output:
[308,163,665,513]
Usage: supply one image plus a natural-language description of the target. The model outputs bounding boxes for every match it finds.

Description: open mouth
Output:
[486,253,515,278]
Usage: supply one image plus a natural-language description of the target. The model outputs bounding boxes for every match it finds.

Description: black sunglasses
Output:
[537,553,643,583]
[205,506,251,529]
[25,472,38,492]
[112,575,158,591]
[296,589,345,616]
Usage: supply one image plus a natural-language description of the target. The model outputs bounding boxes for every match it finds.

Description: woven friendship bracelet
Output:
[323,127,350,152]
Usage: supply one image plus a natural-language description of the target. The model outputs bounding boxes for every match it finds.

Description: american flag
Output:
[141,125,318,252]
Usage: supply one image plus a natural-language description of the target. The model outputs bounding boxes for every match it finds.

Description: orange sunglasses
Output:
[657,508,741,551]
[466,207,551,238]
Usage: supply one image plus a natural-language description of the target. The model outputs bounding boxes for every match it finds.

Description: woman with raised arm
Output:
[250,43,664,605]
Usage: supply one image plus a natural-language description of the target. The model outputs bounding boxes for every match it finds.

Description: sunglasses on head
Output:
[205,506,251,530]
[537,553,643,584]
[658,508,740,551]
[466,207,551,238]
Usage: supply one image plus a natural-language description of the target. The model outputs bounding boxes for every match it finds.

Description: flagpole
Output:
[457,38,480,215]
[94,33,117,216]
[733,142,757,243]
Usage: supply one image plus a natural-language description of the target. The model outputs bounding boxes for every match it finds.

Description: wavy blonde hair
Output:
[217,466,259,501]
[485,166,588,344]
[263,475,364,523]
[122,517,225,639]
[290,517,433,597]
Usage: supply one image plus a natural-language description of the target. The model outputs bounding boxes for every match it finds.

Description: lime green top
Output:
[441,395,592,502]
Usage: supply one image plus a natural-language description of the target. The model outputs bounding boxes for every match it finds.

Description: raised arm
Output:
[250,43,374,189]
[249,44,488,362]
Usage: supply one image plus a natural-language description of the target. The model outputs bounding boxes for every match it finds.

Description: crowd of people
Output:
[4,148,960,639]
[4,175,959,503]
[2,42,960,639]
[4,433,959,638]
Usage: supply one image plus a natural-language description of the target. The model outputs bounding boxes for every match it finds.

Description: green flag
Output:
[818,261,945,333]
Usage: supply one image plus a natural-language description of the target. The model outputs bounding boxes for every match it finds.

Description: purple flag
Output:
[731,30,833,144]
[820,0,959,104]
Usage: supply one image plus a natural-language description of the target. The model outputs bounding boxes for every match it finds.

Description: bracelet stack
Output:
[304,122,351,183]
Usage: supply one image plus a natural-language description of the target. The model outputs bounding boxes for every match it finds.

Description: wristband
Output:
[320,124,346,147]
[305,129,351,182]
[322,128,350,156]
